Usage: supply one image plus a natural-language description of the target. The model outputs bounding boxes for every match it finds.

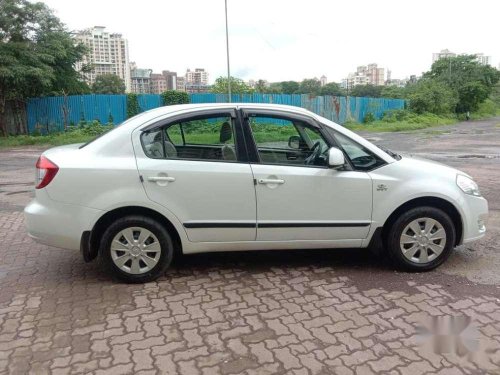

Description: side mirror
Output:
[288,135,301,149]
[327,147,345,168]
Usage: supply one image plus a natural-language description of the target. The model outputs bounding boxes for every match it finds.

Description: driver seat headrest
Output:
[220,122,232,143]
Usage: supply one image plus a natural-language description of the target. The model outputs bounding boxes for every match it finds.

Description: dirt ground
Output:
[0,118,499,374]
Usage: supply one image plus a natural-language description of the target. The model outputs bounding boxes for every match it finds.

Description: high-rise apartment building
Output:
[149,71,179,94]
[185,68,209,93]
[176,77,186,92]
[162,71,178,91]
[130,63,152,94]
[341,63,384,89]
[150,74,168,94]
[474,53,492,66]
[74,26,131,92]
[432,49,457,63]
[186,69,209,85]
[433,49,492,66]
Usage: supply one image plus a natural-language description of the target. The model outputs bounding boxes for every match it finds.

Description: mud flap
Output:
[80,231,97,262]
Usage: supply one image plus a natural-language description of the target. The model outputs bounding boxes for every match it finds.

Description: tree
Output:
[298,78,321,95]
[406,79,457,115]
[254,79,269,93]
[280,81,300,94]
[91,74,126,94]
[425,55,499,113]
[267,82,283,94]
[380,85,406,99]
[349,84,383,98]
[0,0,88,135]
[161,90,189,106]
[319,82,345,96]
[211,76,253,94]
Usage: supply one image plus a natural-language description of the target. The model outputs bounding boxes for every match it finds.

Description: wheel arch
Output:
[86,206,183,262]
[381,196,463,247]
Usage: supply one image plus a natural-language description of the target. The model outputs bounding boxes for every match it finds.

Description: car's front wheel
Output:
[386,206,456,271]
[99,215,173,283]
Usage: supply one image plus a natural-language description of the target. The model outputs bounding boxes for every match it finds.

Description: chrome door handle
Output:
[148,176,175,182]
[258,178,285,184]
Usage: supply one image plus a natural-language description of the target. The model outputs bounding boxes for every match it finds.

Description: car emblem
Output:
[377,184,388,191]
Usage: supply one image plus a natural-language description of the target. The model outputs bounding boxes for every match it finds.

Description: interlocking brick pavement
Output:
[0,207,499,374]
[0,145,500,374]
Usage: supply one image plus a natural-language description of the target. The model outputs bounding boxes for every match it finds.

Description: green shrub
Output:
[472,98,498,119]
[406,79,458,115]
[127,93,140,118]
[80,120,112,136]
[161,90,189,106]
[363,112,375,123]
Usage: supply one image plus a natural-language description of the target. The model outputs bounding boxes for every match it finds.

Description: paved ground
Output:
[0,118,499,374]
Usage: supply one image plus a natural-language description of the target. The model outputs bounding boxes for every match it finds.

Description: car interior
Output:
[142,119,238,162]
[250,118,329,167]
[142,115,333,167]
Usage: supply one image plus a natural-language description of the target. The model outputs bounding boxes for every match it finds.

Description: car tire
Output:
[386,206,455,271]
[99,215,173,283]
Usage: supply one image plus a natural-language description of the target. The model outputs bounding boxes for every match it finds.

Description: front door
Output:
[244,110,373,242]
[135,109,256,242]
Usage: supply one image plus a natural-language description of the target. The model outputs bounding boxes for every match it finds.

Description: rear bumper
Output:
[24,192,103,251]
[461,195,488,244]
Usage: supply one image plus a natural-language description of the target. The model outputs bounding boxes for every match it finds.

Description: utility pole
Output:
[224,0,231,102]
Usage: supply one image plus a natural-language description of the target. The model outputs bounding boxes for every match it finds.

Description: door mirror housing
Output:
[288,135,301,149]
[327,147,345,168]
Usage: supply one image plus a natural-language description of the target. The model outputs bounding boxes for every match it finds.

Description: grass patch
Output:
[346,111,456,132]
[0,132,95,148]
[0,121,112,149]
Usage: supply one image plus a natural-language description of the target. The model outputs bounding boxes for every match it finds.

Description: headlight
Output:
[456,174,481,196]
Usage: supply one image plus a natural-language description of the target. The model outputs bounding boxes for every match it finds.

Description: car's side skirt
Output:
[183,221,371,229]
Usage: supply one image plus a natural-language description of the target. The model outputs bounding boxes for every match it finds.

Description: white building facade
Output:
[74,26,131,92]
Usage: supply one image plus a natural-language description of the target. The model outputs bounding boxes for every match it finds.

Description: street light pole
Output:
[224,0,231,102]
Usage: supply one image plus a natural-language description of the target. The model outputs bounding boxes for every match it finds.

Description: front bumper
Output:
[461,195,488,244]
[24,190,103,251]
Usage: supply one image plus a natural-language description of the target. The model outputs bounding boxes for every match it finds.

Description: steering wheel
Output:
[305,141,322,165]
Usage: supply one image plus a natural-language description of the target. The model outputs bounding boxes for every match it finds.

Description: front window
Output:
[248,115,329,167]
[332,131,385,171]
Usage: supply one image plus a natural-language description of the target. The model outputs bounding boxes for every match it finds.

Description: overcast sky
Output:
[41,0,499,84]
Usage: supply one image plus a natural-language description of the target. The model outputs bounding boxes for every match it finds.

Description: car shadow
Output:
[170,247,391,274]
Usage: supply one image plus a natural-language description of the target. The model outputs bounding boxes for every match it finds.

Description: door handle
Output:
[258,178,285,185]
[148,176,175,182]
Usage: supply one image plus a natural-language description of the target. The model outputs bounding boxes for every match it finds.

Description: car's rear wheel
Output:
[99,215,173,283]
[386,206,455,271]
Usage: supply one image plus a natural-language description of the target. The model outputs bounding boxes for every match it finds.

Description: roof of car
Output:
[141,102,312,116]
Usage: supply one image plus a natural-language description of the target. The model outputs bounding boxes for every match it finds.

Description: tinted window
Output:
[142,115,238,162]
[249,115,329,167]
[332,131,386,171]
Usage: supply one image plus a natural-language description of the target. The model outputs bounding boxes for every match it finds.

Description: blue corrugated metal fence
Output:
[26,93,405,133]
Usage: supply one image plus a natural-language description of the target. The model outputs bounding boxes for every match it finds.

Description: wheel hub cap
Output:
[130,246,141,256]
[400,217,446,264]
[110,227,161,275]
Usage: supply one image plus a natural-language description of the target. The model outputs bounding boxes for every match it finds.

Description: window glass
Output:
[332,131,385,171]
[142,115,237,162]
[165,123,183,145]
[142,130,164,158]
[249,116,329,167]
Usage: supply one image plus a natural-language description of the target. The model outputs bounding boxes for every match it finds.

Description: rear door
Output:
[241,109,373,243]
[134,108,256,242]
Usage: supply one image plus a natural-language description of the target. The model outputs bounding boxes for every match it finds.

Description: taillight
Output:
[35,156,59,189]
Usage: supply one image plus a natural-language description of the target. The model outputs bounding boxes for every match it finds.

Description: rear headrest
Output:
[220,122,232,143]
